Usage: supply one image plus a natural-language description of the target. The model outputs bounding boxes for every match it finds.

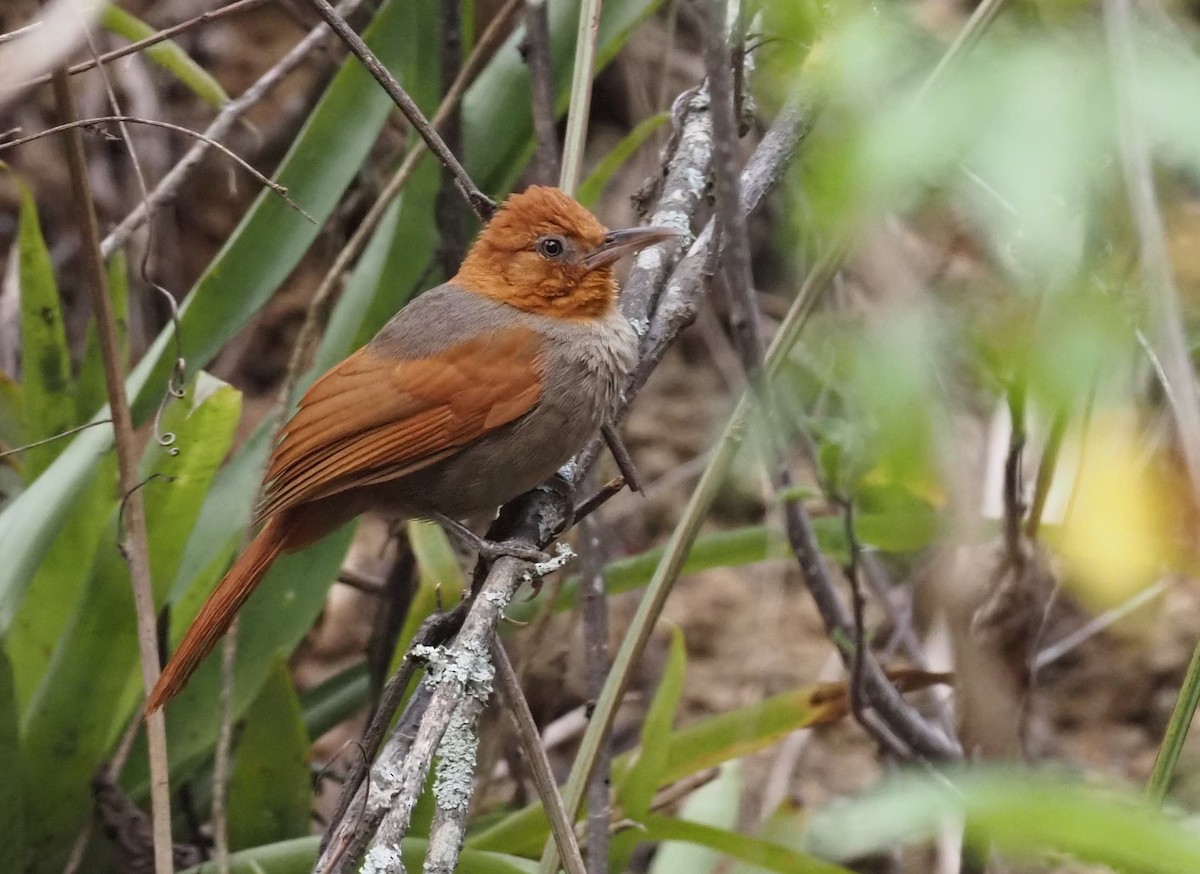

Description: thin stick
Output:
[1,116,312,220]
[491,639,587,874]
[578,505,611,874]
[212,616,239,874]
[525,0,560,184]
[558,0,602,194]
[0,418,113,460]
[300,0,496,220]
[52,69,173,874]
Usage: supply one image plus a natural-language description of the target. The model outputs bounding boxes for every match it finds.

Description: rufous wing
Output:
[255,324,545,522]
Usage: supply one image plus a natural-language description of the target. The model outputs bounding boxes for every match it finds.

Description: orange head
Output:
[455,186,681,319]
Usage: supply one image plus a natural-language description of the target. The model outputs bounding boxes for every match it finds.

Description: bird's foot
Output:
[429,512,551,563]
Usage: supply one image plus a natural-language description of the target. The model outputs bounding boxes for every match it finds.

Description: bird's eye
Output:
[536,236,566,259]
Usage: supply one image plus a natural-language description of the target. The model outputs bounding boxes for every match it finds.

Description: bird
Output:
[145,185,680,711]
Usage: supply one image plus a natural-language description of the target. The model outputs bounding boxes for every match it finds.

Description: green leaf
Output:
[13,177,73,481]
[617,625,686,818]
[300,661,369,740]
[126,524,357,794]
[647,761,742,874]
[98,4,228,109]
[392,520,467,675]
[0,647,24,874]
[177,835,539,874]
[642,813,853,874]
[228,658,312,850]
[612,624,687,869]
[3,458,113,711]
[578,112,669,208]
[470,681,841,857]
[805,767,1200,873]
[141,373,242,592]
[661,685,833,787]
[18,373,242,872]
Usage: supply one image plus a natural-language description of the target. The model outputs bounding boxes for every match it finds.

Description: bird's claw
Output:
[474,538,551,564]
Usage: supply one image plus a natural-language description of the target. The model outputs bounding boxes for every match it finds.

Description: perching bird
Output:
[146,186,679,711]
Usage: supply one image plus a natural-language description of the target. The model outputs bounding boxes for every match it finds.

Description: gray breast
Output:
[362,290,639,520]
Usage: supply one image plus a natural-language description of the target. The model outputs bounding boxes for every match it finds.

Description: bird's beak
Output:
[582,226,684,271]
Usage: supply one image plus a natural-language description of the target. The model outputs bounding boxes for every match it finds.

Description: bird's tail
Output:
[145,515,289,712]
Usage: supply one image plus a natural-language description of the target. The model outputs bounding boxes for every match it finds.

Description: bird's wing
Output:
[255,324,543,522]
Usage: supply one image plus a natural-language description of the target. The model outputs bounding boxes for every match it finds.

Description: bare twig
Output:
[559,0,603,193]
[52,69,173,874]
[524,0,560,184]
[491,639,587,874]
[101,0,366,257]
[578,506,611,874]
[301,0,496,220]
[0,418,113,460]
[2,116,313,220]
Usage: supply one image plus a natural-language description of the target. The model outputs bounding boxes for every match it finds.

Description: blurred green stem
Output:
[559,0,602,194]
[1148,634,1200,803]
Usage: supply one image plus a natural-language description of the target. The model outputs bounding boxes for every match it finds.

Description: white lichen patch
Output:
[432,704,482,812]
[361,843,403,874]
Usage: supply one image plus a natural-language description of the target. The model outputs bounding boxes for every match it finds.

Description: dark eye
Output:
[536,236,566,259]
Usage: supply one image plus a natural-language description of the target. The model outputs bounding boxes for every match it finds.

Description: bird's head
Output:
[455,186,681,319]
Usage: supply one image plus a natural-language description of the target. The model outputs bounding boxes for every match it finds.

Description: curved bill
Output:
[582,226,684,270]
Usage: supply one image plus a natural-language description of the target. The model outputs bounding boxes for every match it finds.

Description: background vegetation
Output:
[5,0,1200,871]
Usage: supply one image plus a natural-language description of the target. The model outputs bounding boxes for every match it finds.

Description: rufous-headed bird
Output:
[146,186,679,711]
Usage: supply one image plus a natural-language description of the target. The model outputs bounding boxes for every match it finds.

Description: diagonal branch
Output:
[300,0,497,220]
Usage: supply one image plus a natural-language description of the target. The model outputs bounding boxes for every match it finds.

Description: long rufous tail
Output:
[145,515,289,712]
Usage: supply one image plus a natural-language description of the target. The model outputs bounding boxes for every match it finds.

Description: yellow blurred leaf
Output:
[1054,416,1180,610]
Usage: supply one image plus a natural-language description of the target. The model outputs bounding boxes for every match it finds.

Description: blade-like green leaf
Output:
[647,760,742,874]
[98,4,228,108]
[140,372,242,592]
[18,373,242,873]
[642,813,853,874]
[578,112,669,208]
[0,647,24,874]
[616,624,686,819]
[3,458,113,710]
[611,624,687,870]
[126,524,357,794]
[805,768,1200,872]
[178,835,539,874]
[13,178,73,481]
[300,661,369,740]
[469,681,839,857]
[228,658,312,850]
